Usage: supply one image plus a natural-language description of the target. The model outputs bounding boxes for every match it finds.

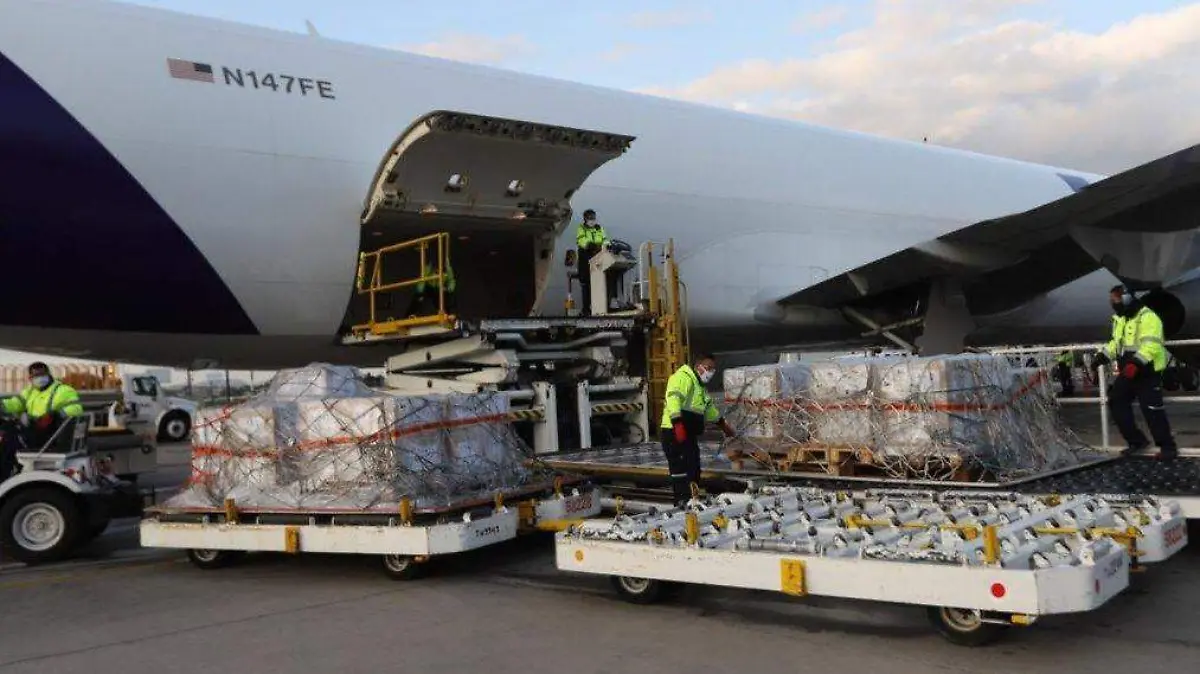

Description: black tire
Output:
[381,554,425,581]
[186,548,244,570]
[610,575,676,605]
[926,606,1008,647]
[1164,368,1181,392]
[158,411,192,443]
[1183,368,1199,392]
[0,487,85,565]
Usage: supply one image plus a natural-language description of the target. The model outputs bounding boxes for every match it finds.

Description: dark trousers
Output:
[660,428,701,506]
[577,249,597,315]
[1109,369,1176,454]
[1055,362,1075,396]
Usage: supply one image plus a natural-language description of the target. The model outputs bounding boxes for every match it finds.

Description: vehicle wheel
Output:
[0,487,84,565]
[186,548,243,570]
[610,575,676,605]
[158,411,192,443]
[381,554,425,581]
[926,606,1007,647]
[1163,368,1181,391]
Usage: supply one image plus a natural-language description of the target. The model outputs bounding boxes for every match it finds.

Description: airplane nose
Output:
[0,50,256,336]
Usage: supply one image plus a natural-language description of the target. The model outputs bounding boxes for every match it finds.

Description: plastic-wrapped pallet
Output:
[446,391,513,488]
[289,396,396,493]
[723,363,814,451]
[809,357,875,448]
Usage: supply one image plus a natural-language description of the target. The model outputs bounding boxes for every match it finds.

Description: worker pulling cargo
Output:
[574,209,611,316]
[1,362,85,479]
[407,256,456,318]
[660,354,735,506]
[1093,286,1177,459]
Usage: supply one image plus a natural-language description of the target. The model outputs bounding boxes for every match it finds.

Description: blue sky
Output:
[121,0,1188,92]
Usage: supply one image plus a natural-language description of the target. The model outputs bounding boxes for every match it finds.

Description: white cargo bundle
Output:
[720,352,1086,480]
[170,363,536,511]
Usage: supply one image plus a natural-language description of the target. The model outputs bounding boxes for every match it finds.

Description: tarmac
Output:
[2,405,1200,672]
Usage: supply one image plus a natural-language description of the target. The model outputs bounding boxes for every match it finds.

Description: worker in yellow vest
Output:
[1093,286,1176,459]
[407,258,457,317]
[1,362,85,479]
[574,209,609,316]
[659,353,735,506]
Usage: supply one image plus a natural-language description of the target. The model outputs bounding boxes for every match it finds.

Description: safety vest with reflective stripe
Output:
[1,381,85,419]
[416,261,456,294]
[1104,306,1167,372]
[660,365,721,429]
[576,223,608,250]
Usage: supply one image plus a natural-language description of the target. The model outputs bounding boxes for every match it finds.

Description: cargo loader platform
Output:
[555,485,1188,646]
[140,477,601,580]
[538,444,1200,519]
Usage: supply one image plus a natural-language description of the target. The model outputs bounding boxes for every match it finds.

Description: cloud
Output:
[600,43,642,63]
[792,6,849,33]
[637,1,1200,173]
[624,9,713,30]
[401,34,534,65]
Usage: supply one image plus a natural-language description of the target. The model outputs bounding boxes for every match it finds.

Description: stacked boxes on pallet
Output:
[171,364,532,511]
[722,353,1083,479]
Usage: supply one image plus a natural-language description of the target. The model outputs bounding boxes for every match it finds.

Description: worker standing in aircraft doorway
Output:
[407,257,457,318]
[1092,285,1177,459]
[660,354,736,506]
[575,209,608,316]
[1054,350,1076,397]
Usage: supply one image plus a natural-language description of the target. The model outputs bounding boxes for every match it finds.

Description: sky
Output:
[4,0,1199,368]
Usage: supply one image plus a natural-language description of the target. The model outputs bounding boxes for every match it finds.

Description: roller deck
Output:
[539,444,1200,518]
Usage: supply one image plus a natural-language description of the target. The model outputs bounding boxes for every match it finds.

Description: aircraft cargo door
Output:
[342,110,635,338]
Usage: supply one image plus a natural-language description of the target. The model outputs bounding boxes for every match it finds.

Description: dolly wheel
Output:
[381,554,426,581]
[927,606,1008,647]
[186,549,244,570]
[610,576,677,605]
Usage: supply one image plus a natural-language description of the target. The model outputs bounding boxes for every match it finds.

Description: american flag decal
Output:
[167,58,214,83]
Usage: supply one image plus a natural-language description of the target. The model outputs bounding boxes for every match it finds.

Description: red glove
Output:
[673,419,687,443]
[34,414,53,429]
[1122,362,1139,379]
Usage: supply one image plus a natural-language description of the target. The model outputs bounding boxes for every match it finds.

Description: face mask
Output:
[698,368,714,384]
[32,375,50,389]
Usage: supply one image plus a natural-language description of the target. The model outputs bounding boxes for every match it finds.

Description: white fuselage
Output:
[0,0,1190,369]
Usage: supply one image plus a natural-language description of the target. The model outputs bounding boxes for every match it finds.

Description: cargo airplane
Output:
[4,0,1200,370]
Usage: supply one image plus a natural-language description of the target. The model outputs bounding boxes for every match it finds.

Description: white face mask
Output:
[697,368,714,384]
[32,375,51,389]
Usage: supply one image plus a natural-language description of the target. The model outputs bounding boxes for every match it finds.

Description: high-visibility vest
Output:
[1,381,85,419]
[1104,306,1167,372]
[1055,351,1075,366]
[576,223,608,250]
[416,261,456,294]
[660,365,720,429]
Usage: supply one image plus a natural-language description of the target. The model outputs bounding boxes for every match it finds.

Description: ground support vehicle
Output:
[555,484,1188,646]
[139,477,601,579]
[1,416,158,564]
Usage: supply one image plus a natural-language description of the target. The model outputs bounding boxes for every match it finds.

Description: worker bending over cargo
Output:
[407,258,456,318]
[1,362,85,480]
[1093,286,1177,459]
[660,354,736,506]
[575,209,609,316]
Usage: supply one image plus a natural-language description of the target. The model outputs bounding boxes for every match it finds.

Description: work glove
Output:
[34,414,53,430]
[1122,362,1140,379]
[672,419,687,444]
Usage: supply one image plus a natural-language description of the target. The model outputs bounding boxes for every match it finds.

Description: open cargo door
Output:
[344,110,635,339]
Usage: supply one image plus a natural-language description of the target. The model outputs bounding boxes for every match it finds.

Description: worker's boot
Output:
[1120,442,1149,457]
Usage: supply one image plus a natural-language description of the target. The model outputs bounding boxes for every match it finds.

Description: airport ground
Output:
[2,405,1200,672]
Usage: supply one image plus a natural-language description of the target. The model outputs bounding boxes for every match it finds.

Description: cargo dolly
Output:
[555,485,1188,646]
[140,477,600,579]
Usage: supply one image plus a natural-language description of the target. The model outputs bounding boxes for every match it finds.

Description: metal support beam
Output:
[841,307,916,352]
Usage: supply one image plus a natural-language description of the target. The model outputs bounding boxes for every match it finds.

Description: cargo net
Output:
[166,364,541,512]
[721,354,1091,482]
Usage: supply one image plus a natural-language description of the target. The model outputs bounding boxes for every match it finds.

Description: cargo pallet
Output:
[555,485,1189,646]
[726,443,973,480]
[140,477,601,579]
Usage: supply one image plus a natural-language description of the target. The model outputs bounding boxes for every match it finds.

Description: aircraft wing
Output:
[778,142,1200,320]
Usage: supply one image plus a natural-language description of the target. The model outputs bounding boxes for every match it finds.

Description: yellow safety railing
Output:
[645,239,689,426]
[351,232,456,338]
